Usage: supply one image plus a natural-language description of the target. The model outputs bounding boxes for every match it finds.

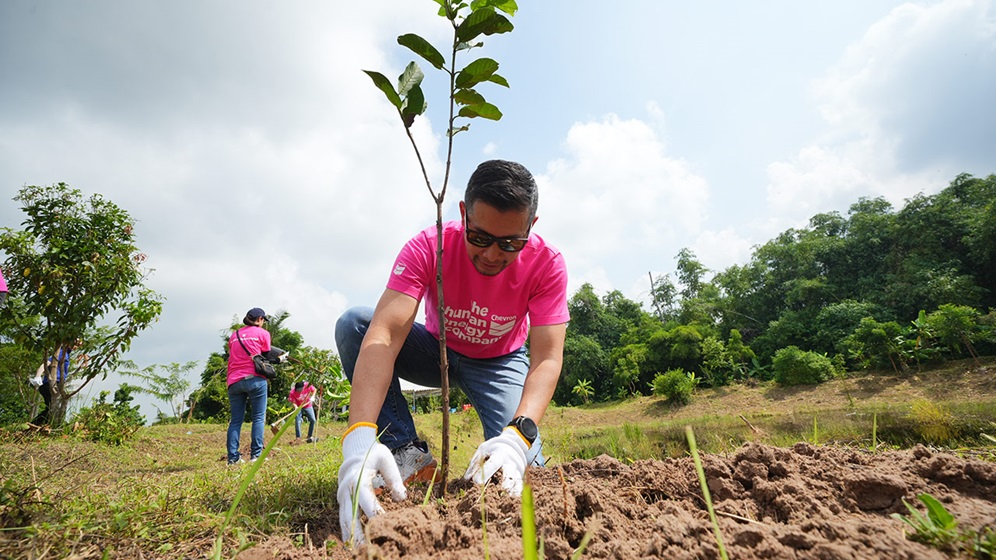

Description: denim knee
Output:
[335,306,373,382]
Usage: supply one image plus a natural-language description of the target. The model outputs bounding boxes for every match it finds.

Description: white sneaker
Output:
[373,440,439,488]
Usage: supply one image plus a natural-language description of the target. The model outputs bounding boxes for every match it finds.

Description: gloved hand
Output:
[337,423,406,546]
[277,352,289,363]
[464,427,529,496]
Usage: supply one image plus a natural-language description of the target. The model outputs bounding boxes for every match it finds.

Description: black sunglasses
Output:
[464,215,531,252]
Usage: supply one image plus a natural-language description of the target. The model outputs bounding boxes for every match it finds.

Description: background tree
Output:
[121,360,197,423]
[0,183,163,426]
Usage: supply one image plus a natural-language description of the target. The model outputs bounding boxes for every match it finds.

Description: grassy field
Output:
[1,358,994,558]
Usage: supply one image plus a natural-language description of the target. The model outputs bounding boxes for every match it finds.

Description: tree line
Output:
[555,172,996,405]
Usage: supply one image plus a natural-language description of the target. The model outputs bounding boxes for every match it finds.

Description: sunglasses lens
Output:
[466,231,493,248]
[499,239,527,252]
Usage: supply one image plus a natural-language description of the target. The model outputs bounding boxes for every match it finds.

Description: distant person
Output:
[334,160,569,544]
[288,380,318,442]
[226,307,274,465]
[31,340,88,426]
[0,266,8,306]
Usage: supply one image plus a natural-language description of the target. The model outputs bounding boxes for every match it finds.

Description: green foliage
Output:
[926,304,981,360]
[843,317,905,372]
[71,384,145,445]
[571,378,594,405]
[121,360,197,422]
[0,183,163,426]
[650,369,696,405]
[892,493,960,552]
[557,333,609,405]
[0,342,42,425]
[612,343,648,398]
[771,346,837,386]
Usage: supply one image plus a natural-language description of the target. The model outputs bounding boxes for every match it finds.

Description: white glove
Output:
[28,376,44,387]
[337,424,406,546]
[278,352,289,363]
[464,427,528,496]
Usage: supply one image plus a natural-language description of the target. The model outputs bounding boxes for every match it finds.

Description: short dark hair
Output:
[464,160,538,219]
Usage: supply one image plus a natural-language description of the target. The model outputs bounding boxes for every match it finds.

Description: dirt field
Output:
[239,441,996,559]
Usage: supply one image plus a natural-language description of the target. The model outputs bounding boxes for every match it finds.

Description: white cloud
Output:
[540,114,710,293]
[765,0,996,233]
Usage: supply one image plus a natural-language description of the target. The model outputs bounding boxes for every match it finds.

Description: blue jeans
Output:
[227,375,268,463]
[335,306,544,466]
[296,406,317,438]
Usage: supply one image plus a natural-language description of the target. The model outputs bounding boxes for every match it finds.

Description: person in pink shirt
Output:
[288,380,318,442]
[0,266,8,307]
[226,307,272,465]
[335,160,569,544]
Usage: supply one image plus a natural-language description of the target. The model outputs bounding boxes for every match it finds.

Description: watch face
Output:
[515,416,538,442]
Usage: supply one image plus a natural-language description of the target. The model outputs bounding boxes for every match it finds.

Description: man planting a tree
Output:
[335,159,569,543]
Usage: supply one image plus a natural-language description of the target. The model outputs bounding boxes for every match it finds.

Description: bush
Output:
[771,346,837,386]
[650,369,696,405]
[71,384,145,445]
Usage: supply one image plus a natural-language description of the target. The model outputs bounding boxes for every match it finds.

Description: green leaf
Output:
[458,102,502,120]
[397,34,446,70]
[488,73,509,87]
[471,0,518,16]
[453,88,485,106]
[456,7,513,43]
[455,57,499,89]
[401,85,427,128]
[918,493,957,530]
[396,62,425,98]
[362,70,402,108]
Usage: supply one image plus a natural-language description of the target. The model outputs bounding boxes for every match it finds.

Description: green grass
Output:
[2,360,996,557]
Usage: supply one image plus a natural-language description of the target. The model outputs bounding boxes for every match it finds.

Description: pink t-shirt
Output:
[289,382,316,409]
[386,220,569,359]
[227,326,271,386]
[0,267,7,293]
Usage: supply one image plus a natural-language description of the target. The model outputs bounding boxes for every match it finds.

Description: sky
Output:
[2,0,994,421]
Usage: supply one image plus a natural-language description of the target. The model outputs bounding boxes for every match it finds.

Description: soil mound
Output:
[320,443,996,559]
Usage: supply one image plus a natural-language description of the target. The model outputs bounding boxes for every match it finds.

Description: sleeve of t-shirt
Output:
[385,230,434,301]
[527,251,570,327]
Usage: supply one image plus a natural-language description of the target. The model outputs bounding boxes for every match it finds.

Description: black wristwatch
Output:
[507,416,538,445]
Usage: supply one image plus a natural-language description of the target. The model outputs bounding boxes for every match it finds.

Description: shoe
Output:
[249,456,269,463]
[373,440,439,488]
[306,437,319,443]
[228,458,246,466]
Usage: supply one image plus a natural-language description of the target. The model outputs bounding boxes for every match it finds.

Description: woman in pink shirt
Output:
[226,307,271,465]
[288,381,318,442]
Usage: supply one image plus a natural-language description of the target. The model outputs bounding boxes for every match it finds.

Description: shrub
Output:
[650,369,696,405]
[71,384,145,445]
[771,346,837,386]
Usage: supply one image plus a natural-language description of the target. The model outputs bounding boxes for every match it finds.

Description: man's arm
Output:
[346,288,420,426]
[513,322,567,424]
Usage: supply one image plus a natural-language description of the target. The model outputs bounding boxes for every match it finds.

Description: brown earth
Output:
[240,442,996,559]
[238,362,996,560]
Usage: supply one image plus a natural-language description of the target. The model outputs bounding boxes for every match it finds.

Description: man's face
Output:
[460,201,536,276]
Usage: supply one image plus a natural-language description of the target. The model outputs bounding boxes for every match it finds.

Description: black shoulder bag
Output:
[235,328,277,380]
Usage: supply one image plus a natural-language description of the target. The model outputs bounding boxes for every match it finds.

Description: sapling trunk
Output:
[363,0,517,498]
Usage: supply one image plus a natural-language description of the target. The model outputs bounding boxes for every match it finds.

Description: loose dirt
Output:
[240,441,996,559]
